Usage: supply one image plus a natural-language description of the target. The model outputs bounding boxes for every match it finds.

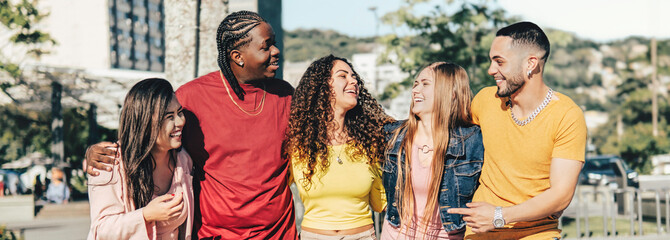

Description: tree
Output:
[591,39,670,174]
[284,29,376,62]
[0,1,114,168]
[378,0,515,100]
[0,104,50,163]
[0,0,56,102]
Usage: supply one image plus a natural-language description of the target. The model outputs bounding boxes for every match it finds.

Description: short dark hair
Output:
[496,21,550,61]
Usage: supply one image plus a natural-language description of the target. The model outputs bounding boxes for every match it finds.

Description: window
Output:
[109,0,164,72]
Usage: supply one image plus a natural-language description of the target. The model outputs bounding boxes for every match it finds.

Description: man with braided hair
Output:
[85,11,297,239]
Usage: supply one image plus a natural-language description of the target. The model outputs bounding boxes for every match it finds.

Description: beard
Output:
[496,69,525,97]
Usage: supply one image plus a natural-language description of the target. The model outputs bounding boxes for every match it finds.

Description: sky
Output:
[283,0,670,42]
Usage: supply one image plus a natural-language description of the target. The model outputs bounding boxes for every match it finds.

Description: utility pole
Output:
[368,6,379,95]
[88,103,98,145]
[51,81,63,167]
[651,37,658,137]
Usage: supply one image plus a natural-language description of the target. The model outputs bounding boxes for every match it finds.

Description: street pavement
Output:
[3,200,90,240]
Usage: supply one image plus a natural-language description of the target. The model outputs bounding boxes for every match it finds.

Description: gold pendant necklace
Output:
[335,144,345,164]
[220,71,267,116]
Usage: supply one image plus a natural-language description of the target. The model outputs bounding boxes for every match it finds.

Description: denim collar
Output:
[386,120,477,158]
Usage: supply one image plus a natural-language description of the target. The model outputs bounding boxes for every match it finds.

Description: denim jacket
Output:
[382,120,484,232]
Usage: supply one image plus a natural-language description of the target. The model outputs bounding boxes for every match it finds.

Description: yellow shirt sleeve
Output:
[368,166,386,212]
[551,105,587,162]
[471,89,484,125]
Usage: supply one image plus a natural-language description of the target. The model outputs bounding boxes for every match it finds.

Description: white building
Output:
[283,60,312,87]
[651,154,670,175]
[351,51,409,119]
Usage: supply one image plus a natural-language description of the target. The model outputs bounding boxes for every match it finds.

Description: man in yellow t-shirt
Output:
[448,21,587,240]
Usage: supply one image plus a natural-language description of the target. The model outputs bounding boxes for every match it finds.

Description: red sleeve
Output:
[175,84,208,171]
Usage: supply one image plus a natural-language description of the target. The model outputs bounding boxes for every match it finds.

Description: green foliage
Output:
[0,104,51,163]
[0,104,116,167]
[378,0,515,99]
[63,107,89,165]
[0,0,56,46]
[543,30,605,95]
[591,75,670,174]
[0,0,56,92]
[284,29,375,62]
[596,121,669,174]
[0,225,20,240]
[0,62,20,79]
[70,171,88,196]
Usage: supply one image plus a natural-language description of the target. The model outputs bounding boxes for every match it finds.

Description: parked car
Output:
[579,155,639,188]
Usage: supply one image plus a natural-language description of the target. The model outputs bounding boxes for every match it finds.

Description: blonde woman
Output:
[381,62,484,240]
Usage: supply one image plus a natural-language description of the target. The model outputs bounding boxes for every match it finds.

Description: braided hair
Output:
[216,11,266,100]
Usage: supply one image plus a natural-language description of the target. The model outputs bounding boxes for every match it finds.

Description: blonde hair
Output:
[389,62,473,236]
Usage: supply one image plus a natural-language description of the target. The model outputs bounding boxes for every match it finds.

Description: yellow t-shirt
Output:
[466,87,587,240]
[290,143,386,230]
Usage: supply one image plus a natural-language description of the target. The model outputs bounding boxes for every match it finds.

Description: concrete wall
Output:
[0,195,34,222]
[39,0,110,70]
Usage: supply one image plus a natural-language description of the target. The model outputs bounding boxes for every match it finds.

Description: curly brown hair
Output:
[283,55,392,190]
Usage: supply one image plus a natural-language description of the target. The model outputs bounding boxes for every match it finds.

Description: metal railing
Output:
[562,186,670,239]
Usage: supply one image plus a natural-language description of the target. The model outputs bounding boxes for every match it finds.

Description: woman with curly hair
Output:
[380,62,484,240]
[284,55,391,239]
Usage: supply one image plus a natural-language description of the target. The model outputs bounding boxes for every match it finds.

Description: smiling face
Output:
[411,67,436,120]
[329,60,359,114]
[488,36,526,97]
[152,95,185,153]
[238,22,280,80]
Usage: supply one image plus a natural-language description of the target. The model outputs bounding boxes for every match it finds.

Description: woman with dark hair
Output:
[86,11,296,239]
[284,55,391,239]
[87,78,194,240]
[380,63,484,240]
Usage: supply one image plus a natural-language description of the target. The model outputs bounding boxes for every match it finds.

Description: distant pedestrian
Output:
[46,168,69,204]
[34,174,44,201]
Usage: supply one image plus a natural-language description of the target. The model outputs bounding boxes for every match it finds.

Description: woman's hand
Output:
[142,192,184,223]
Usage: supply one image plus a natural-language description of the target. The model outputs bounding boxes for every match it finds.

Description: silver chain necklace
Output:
[510,88,553,126]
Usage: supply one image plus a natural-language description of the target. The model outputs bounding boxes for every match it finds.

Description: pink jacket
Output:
[87,149,194,240]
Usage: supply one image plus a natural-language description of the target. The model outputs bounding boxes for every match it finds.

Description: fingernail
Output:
[106,167,112,171]
[171,194,174,196]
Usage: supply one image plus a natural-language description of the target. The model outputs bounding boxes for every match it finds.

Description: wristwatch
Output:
[493,206,505,228]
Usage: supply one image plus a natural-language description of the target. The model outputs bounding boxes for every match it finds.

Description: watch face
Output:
[493,219,504,228]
